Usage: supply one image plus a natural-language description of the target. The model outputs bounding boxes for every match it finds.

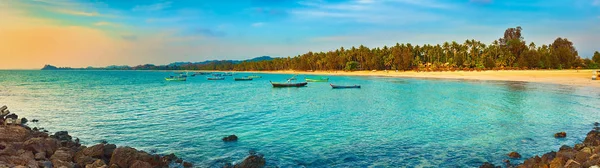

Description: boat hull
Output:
[330,84,360,89]
[207,77,225,80]
[234,78,253,81]
[270,81,308,87]
[165,77,186,81]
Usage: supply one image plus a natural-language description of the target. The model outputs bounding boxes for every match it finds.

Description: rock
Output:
[507,152,521,159]
[580,147,593,154]
[584,130,600,146]
[479,162,496,168]
[51,131,72,142]
[51,159,74,168]
[0,126,29,142]
[0,142,17,156]
[161,153,177,163]
[130,160,151,168]
[5,114,17,120]
[234,154,265,168]
[85,159,107,168]
[82,144,105,158]
[23,137,60,157]
[50,147,74,162]
[39,160,52,168]
[540,151,556,164]
[108,147,138,168]
[222,135,238,142]
[574,151,590,163]
[559,145,573,151]
[103,144,116,158]
[555,132,567,138]
[183,161,193,168]
[34,152,46,160]
[0,150,38,167]
[549,157,566,168]
[20,118,27,125]
[32,119,39,123]
[109,164,119,168]
[74,154,97,168]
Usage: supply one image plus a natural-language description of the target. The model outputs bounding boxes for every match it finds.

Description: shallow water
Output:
[1,70,599,167]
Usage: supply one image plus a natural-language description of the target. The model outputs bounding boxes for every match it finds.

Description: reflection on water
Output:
[0,70,599,167]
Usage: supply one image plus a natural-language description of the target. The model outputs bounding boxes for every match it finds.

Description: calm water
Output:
[1,70,599,167]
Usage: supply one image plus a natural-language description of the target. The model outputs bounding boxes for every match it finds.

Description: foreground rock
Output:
[0,106,193,168]
[223,151,266,168]
[507,152,521,159]
[222,135,238,142]
[554,131,567,138]
[482,128,600,168]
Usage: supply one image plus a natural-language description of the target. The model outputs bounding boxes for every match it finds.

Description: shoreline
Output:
[228,70,600,88]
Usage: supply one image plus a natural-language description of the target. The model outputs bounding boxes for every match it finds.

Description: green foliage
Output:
[131,26,592,71]
[345,61,359,71]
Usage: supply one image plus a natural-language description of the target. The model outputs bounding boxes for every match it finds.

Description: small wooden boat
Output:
[330,84,360,89]
[248,75,261,79]
[207,77,225,80]
[270,81,308,87]
[305,77,329,82]
[234,77,253,81]
[165,76,186,81]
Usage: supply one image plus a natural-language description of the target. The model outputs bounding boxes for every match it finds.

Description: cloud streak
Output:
[54,9,99,16]
[132,1,172,12]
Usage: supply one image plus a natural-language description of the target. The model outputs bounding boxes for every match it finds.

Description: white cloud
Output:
[93,21,121,27]
[251,22,265,27]
[132,1,172,12]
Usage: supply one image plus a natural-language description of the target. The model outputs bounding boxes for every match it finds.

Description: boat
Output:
[270,81,308,87]
[234,77,253,81]
[330,84,360,89]
[247,75,261,79]
[207,77,225,80]
[305,77,329,82]
[165,76,186,81]
[223,72,233,76]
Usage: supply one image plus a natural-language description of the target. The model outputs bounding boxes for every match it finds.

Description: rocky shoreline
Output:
[0,106,267,168]
[481,123,600,168]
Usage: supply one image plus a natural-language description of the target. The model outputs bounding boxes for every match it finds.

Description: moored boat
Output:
[305,77,329,82]
[165,76,186,81]
[330,84,360,89]
[270,81,308,87]
[207,77,225,80]
[247,75,261,79]
[234,77,253,81]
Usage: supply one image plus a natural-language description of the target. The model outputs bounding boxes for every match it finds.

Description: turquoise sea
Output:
[1,70,599,167]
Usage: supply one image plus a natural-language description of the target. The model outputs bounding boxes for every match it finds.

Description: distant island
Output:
[42,56,274,70]
[43,27,600,72]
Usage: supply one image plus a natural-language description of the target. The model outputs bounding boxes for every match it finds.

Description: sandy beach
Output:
[236,70,600,88]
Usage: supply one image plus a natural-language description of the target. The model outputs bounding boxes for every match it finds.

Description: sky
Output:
[0,0,599,69]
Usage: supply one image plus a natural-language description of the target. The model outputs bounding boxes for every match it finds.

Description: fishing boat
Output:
[270,81,308,87]
[247,75,261,79]
[165,76,186,81]
[234,77,253,81]
[207,77,225,80]
[330,84,360,89]
[305,77,329,82]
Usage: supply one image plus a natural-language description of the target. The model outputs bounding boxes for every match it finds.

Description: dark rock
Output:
[5,113,18,120]
[507,152,521,159]
[51,131,73,142]
[594,122,599,126]
[32,119,39,123]
[583,130,600,146]
[555,132,567,138]
[479,162,496,168]
[103,144,116,158]
[559,145,573,151]
[234,154,265,168]
[222,135,238,142]
[161,153,177,163]
[540,151,556,164]
[183,161,193,168]
[20,118,28,125]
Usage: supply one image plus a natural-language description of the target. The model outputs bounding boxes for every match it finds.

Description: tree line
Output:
[232,26,599,71]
